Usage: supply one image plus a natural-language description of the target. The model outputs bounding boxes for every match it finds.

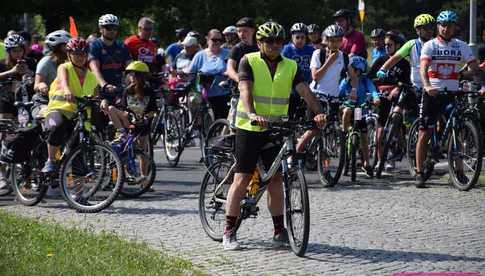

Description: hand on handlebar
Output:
[36,82,49,95]
[249,113,268,129]
[103,84,118,93]
[376,69,388,80]
[313,114,326,128]
[373,98,381,107]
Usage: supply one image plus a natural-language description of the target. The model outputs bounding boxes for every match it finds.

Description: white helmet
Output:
[45,30,72,49]
[4,34,25,50]
[324,24,344,38]
[98,14,119,26]
[223,26,237,34]
[290,23,308,34]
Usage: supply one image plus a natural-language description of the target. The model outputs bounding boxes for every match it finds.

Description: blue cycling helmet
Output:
[437,10,458,24]
[349,56,367,73]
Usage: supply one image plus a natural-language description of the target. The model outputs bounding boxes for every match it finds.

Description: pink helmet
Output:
[66,38,89,53]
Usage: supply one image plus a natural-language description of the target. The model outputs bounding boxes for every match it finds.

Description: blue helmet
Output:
[349,56,367,73]
[437,10,458,24]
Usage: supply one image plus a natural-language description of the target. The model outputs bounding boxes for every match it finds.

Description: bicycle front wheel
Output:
[448,120,482,191]
[285,168,310,257]
[120,147,156,198]
[318,123,345,187]
[163,112,182,167]
[199,159,235,241]
[59,143,124,213]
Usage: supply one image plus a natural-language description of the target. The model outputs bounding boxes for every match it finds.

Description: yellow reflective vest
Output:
[235,52,297,132]
[46,62,97,119]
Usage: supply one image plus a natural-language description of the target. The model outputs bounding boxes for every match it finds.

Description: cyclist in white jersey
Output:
[415,10,485,188]
[377,14,436,90]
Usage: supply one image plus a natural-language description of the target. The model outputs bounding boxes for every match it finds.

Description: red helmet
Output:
[66,38,89,53]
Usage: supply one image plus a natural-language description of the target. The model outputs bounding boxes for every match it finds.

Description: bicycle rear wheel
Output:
[317,123,345,187]
[163,112,182,167]
[203,119,231,166]
[59,143,124,213]
[285,167,309,257]
[375,113,401,178]
[199,159,235,241]
[448,120,482,191]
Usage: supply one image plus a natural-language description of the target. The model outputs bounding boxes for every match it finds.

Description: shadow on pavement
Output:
[103,206,198,216]
[304,243,485,264]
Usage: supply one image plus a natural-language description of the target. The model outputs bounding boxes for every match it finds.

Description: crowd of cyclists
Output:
[1,7,485,255]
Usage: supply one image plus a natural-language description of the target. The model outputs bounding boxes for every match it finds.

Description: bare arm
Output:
[225,59,239,82]
[89,59,108,87]
[238,80,255,114]
[34,73,49,95]
[419,58,431,89]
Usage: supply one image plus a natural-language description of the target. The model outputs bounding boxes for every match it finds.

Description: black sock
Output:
[272,215,284,235]
[224,216,237,235]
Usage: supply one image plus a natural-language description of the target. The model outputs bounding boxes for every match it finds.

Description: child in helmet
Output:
[339,55,380,177]
[108,60,156,185]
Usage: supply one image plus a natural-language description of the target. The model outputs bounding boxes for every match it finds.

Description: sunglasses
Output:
[103,25,118,31]
[262,37,285,45]
[210,38,223,43]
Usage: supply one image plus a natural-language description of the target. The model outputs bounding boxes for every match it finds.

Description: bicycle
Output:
[340,100,373,182]
[373,81,415,178]
[406,88,482,191]
[111,110,156,198]
[54,97,124,212]
[199,119,316,256]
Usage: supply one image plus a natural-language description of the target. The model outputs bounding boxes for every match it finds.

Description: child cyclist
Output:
[340,56,380,177]
[106,60,157,185]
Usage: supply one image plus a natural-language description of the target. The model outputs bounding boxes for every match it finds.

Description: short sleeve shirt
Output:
[189,49,230,97]
[420,37,476,91]
[282,43,315,82]
[124,35,157,65]
[309,49,345,96]
[89,38,131,88]
[228,42,259,69]
[36,56,57,87]
[165,42,183,64]
[396,38,426,88]
[340,29,366,57]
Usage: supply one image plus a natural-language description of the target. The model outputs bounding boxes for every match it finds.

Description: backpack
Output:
[0,125,42,163]
[318,48,349,81]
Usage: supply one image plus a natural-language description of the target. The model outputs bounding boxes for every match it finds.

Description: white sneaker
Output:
[222,232,241,251]
[385,161,395,171]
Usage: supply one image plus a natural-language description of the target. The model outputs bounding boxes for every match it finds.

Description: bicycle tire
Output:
[59,143,124,213]
[163,111,182,167]
[448,119,482,191]
[199,159,235,241]
[285,167,310,257]
[375,113,401,178]
[351,134,358,182]
[318,124,345,187]
[203,119,231,167]
[120,147,156,198]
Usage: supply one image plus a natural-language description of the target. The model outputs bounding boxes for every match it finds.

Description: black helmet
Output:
[175,28,190,39]
[370,28,385,38]
[333,9,354,19]
[385,30,406,45]
[236,17,256,29]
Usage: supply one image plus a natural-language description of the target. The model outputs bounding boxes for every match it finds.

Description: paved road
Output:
[2,147,485,275]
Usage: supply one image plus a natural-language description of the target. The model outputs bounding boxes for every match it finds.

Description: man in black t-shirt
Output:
[225,17,259,82]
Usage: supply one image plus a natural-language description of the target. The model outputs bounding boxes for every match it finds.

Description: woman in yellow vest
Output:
[42,38,98,173]
[223,22,326,250]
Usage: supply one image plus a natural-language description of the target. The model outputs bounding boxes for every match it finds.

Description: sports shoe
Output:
[385,161,395,171]
[362,165,373,178]
[46,186,61,197]
[42,160,57,173]
[223,232,241,251]
[273,228,289,247]
[415,172,426,188]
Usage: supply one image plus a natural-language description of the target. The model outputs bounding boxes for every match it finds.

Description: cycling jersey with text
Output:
[420,37,475,91]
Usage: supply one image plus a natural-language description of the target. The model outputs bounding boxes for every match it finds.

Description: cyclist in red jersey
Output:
[333,9,367,58]
[124,17,159,72]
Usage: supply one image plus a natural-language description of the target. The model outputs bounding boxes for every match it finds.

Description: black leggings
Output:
[45,111,74,146]
[208,95,230,120]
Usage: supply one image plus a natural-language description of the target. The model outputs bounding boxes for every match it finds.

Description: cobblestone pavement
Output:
[1,148,485,275]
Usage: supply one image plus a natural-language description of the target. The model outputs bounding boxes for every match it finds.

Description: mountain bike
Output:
[199,120,316,256]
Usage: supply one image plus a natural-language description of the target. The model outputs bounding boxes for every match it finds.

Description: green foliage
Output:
[0,211,206,276]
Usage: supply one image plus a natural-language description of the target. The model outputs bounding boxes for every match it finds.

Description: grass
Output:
[0,210,206,276]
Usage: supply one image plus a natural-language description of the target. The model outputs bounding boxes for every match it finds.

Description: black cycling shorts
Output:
[234,128,283,174]
[418,92,454,130]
